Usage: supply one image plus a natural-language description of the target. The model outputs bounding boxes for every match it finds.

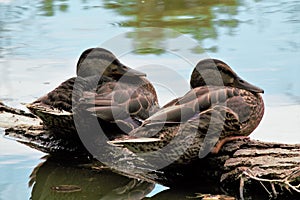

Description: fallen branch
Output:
[1,102,299,199]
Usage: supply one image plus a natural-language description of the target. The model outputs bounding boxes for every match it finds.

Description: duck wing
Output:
[27,75,110,114]
[144,86,240,126]
[26,75,110,131]
[81,81,159,122]
[188,105,241,158]
[27,77,76,114]
[107,105,241,155]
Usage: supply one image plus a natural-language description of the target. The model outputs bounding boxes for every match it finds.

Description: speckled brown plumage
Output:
[84,75,159,122]
[27,48,159,137]
[109,58,264,165]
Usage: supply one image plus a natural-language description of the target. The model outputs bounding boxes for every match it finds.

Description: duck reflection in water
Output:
[28,156,155,200]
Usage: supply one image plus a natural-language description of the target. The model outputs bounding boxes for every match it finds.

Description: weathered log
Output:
[1,102,299,199]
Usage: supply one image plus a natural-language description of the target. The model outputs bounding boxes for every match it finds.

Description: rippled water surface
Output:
[0,0,300,199]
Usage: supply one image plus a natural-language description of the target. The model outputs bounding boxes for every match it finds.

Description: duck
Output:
[108,58,264,166]
[27,48,159,140]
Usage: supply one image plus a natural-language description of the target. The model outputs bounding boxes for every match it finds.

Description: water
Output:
[0,0,300,199]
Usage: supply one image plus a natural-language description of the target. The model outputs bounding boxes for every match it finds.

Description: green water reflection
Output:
[39,0,69,16]
[0,0,242,56]
[103,0,240,53]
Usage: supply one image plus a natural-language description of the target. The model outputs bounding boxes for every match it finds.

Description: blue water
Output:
[0,0,300,199]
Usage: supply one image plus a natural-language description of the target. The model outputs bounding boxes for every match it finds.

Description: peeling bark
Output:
[1,102,299,199]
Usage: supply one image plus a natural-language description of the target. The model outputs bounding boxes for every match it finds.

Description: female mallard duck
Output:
[27,48,159,139]
[109,59,264,165]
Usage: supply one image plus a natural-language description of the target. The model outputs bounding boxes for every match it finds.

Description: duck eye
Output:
[239,79,244,83]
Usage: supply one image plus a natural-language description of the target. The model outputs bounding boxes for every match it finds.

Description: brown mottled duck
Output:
[27,48,159,140]
[109,59,264,165]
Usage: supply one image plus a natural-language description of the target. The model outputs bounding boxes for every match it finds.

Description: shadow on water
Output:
[29,155,286,200]
[29,156,156,200]
[29,156,238,200]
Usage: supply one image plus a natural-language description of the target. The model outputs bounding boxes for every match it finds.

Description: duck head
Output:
[76,48,146,79]
[190,59,264,93]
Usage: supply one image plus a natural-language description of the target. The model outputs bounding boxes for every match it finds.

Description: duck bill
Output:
[235,77,264,93]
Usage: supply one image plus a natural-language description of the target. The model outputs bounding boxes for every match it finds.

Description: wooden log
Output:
[1,101,299,199]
